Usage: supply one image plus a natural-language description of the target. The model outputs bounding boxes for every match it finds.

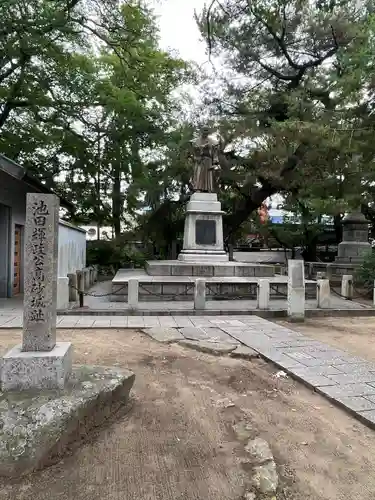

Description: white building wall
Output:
[58,221,87,277]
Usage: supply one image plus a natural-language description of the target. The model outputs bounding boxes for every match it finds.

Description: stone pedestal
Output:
[335,211,370,263]
[287,260,305,321]
[194,278,206,310]
[257,279,270,310]
[67,273,78,302]
[128,278,139,308]
[57,277,69,310]
[341,274,353,300]
[1,342,72,391]
[317,279,331,309]
[178,192,228,262]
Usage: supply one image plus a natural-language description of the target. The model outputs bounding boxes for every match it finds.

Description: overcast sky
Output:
[152,0,208,64]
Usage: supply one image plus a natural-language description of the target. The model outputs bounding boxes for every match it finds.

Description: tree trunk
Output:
[302,241,317,262]
[333,214,342,244]
[0,102,14,130]
[96,131,101,241]
[112,163,122,238]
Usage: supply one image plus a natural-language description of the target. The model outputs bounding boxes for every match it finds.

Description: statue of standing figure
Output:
[191,126,220,193]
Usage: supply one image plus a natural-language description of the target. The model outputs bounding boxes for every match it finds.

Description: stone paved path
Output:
[2,312,375,428]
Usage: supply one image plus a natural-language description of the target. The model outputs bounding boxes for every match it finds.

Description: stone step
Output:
[145,260,275,277]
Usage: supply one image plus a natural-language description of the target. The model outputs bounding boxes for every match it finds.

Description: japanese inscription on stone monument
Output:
[23,193,59,352]
[29,200,49,321]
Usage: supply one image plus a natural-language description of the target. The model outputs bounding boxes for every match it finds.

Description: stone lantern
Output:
[335,210,371,263]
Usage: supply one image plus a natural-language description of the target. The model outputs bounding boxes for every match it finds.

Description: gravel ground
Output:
[1,327,375,499]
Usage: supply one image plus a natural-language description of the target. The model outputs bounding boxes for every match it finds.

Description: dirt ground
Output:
[1,328,375,499]
[277,317,375,364]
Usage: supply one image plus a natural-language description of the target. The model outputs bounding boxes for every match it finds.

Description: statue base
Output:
[177,192,229,262]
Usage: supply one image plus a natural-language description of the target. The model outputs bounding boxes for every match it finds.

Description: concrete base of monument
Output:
[179,192,228,263]
[0,366,135,478]
[177,250,229,262]
[1,342,73,391]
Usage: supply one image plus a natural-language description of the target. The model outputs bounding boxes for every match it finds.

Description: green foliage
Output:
[192,0,375,240]
[356,249,375,289]
[0,0,191,237]
[2,0,375,248]
[259,214,325,258]
[86,239,149,273]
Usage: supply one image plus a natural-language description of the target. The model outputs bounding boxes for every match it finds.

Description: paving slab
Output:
[288,365,344,377]
[201,327,240,345]
[173,317,195,327]
[0,316,17,327]
[303,349,346,360]
[276,339,325,348]
[230,346,259,360]
[142,317,161,327]
[295,357,349,367]
[159,316,178,327]
[284,351,315,361]
[142,327,184,344]
[223,329,271,347]
[334,396,375,412]
[327,373,375,385]
[317,383,375,399]
[127,317,145,328]
[178,339,236,356]
[262,352,305,369]
[293,373,338,387]
[178,327,210,342]
[334,362,375,374]
[75,318,95,327]
[356,409,375,426]
[109,319,129,327]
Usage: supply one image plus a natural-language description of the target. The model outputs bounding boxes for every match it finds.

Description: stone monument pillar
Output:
[335,210,371,263]
[1,194,72,391]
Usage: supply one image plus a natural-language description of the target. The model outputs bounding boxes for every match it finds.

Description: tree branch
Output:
[223,141,309,241]
[247,1,304,71]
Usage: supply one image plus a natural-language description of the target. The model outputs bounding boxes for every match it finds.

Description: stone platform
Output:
[0,366,135,477]
[145,260,275,277]
[111,269,317,302]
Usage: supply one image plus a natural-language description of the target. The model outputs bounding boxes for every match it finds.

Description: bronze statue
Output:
[191,126,220,193]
